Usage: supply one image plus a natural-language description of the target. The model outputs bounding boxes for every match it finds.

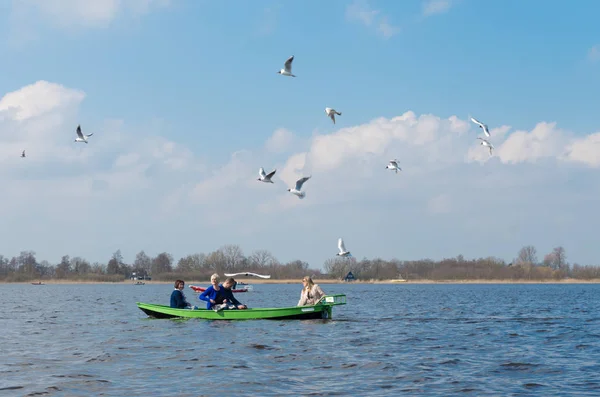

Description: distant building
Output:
[344,271,356,282]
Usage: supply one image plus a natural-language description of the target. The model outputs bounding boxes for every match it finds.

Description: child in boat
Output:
[198,273,225,310]
[297,276,325,306]
[170,279,195,309]
[215,277,248,311]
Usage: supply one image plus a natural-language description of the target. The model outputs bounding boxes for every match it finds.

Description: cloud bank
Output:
[1,80,599,268]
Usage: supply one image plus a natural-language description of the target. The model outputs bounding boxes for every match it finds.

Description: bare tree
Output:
[151,252,173,275]
[220,244,245,271]
[72,257,91,275]
[56,255,72,278]
[544,246,568,271]
[324,257,349,280]
[133,251,152,277]
[248,250,277,269]
[516,245,538,266]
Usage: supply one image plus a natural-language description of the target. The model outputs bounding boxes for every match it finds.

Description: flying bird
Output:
[477,137,494,156]
[386,159,402,173]
[470,116,491,138]
[20,150,25,158]
[337,238,352,257]
[288,176,311,199]
[74,125,93,143]
[257,167,276,183]
[325,107,342,124]
[277,55,296,77]
[224,272,271,279]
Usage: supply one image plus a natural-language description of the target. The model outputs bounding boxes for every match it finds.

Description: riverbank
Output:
[5,278,600,285]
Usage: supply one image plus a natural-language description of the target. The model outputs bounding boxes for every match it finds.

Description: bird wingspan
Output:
[266,169,276,178]
[284,56,294,71]
[295,176,310,190]
[76,125,84,139]
[259,167,266,178]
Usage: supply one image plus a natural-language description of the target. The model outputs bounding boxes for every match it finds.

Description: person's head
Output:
[210,273,220,286]
[223,277,236,289]
[174,279,185,290]
[302,276,314,291]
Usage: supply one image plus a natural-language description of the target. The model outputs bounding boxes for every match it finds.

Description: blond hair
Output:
[210,273,220,283]
[302,276,314,292]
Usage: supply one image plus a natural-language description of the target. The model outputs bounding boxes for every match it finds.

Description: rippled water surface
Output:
[2,283,600,396]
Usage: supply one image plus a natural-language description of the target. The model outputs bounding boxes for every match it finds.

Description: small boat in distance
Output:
[134,281,145,285]
[31,281,44,285]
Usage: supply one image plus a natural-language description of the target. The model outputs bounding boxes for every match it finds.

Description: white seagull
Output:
[470,116,491,138]
[477,137,494,156]
[277,55,296,77]
[386,159,402,173]
[325,107,342,124]
[20,150,25,158]
[337,238,352,257]
[257,167,276,183]
[288,176,311,199]
[74,125,93,143]
[224,272,271,279]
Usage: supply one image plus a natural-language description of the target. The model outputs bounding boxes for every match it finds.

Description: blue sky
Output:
[0,0,599,269]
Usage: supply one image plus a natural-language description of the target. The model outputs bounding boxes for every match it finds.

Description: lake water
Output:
[1,283,600,396]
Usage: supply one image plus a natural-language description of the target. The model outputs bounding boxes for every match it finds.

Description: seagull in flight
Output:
[288,176,311,199]
[325,107,342,124]
[74,125,93,144]
[277,55,296,77]
[224,272,271,279]
[337,238,352,257]
[477,137,494,156]
[386,159,402,173]
[257,167,276,183]
[20,150,25,158]
[470,116,491,138]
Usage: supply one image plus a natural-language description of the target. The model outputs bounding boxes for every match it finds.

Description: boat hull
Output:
[136,295,346,320]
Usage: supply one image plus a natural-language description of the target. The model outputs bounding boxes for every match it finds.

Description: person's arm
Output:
[227,290,242,307]
[314,285,326,302]
[297,289,306,306]
[198,286,213,303]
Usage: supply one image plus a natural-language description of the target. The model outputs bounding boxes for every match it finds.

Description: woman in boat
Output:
[170,279,195,309]
[297,276,325,306]
[198,273,225,310]
[218,277,248,310]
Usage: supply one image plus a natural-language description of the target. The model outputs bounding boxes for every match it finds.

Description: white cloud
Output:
[14,0,171,28]
[6,0,171,45]
[265,128,296,153]
[2,79,600,267]
[422,0,453,17]
[589,45,600,62]
[345,0,400,38]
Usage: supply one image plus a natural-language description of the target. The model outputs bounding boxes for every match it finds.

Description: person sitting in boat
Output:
[297,276,326,306]
[215,277,248,311]
[170,279,196,309]
[198,273,225,310]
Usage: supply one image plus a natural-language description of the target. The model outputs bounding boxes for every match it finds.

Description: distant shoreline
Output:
[4,278,600,285]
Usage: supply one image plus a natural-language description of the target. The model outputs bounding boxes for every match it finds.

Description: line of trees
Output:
[1,244,599,282]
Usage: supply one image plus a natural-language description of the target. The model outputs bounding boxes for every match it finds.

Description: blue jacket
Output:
[198,285,225,309]
[170,289,190,308]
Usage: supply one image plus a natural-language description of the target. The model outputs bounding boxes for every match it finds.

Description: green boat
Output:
[136,294,346,320]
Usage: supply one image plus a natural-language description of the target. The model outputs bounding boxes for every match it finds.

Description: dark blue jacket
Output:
[170,289,190,308]
[221,286,243,307]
